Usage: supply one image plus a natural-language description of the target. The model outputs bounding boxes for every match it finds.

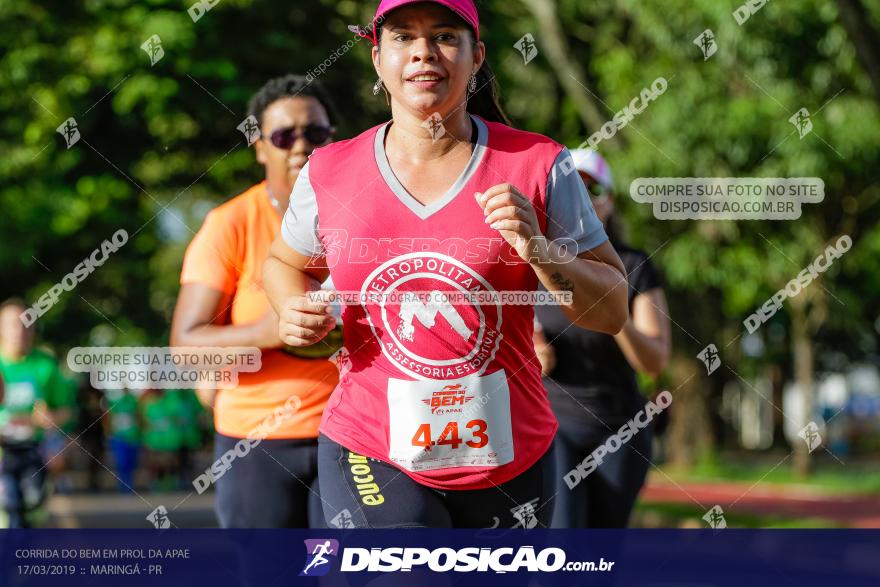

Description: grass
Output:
[632,502,841,529]
[657,452,880,496]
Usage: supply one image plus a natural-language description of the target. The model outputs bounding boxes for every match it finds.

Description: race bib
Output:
[2,421,36,442]
[387,370,514,471]
[5,382,36,410]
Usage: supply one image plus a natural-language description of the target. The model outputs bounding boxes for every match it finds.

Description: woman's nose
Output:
[410,36,438,63]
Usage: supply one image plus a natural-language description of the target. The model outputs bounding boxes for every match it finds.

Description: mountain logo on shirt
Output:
[361,252,503,380]
[397,293,474,343]
[422,384,475,415]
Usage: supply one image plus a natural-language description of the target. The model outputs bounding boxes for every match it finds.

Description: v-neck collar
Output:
[374,114,488,220]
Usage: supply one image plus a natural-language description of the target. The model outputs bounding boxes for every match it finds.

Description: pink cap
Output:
[350,0,480,45]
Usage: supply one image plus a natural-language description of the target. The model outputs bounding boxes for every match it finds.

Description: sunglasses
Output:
[585,181,610,199]
[267,124,335,149]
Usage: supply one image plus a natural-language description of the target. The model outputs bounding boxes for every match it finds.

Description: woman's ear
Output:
[372,44,381,78]
[473,40,486,72]
[254,136,267,166]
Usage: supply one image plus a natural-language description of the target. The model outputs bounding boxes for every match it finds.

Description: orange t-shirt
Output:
[180,181,337,439]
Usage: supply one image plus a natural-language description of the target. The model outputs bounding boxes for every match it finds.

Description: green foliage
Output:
[503,0,880,363]
[1,0,878,371]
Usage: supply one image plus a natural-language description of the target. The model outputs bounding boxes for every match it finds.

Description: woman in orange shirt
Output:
[171,75,339,527]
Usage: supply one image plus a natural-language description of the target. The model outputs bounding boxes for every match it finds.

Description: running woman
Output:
[534,150,671,527]
[263,0,628,529]
[171,75,340,527]
[0,298,72,527]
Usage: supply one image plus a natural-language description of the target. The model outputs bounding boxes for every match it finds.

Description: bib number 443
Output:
[387,371,514,470]
[411,419,488,451]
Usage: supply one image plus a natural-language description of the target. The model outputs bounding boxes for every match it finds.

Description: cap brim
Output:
[375,0,479,42]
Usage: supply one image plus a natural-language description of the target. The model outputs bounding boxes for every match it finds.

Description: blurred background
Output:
[1,0,879,528]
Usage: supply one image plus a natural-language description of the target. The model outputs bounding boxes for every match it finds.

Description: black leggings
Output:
[0,444,47,528]
[213,433,323,528]
[551,423,652,528]
[316,434,555,529]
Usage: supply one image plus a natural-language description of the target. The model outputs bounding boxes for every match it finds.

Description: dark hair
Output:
[246,74,339,128]
[375,12,510,125]
[468,61,510,125]
[604,214,624,247]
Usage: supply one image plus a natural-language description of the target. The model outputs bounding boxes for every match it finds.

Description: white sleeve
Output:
[544,148,609,254]
[280,162,324,256]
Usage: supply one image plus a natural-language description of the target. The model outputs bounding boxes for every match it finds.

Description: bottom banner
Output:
[0,529,877,586]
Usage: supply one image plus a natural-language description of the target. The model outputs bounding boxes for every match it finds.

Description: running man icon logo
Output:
[303,228,348,269]
[798,421,822,453]
[330,509,356,529]
[299,539,340,577]
[397,293,474,343]
[56,117,80,149]
[146,505,171,529]
[422,112,446,142]
[314,228,349,268]
[697,344,721,375]
[330,346,353,379]
[515,33,538,64]
[693,29,717,60]
[789,108,813,139]
[140,34,164,66]
[237,115,261,146]
[511,497,540,529]
[703,505,727,530]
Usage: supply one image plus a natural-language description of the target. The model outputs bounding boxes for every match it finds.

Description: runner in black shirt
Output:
[535,149,671,527]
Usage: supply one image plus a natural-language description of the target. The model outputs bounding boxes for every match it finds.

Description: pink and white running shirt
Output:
[282,115,607,490]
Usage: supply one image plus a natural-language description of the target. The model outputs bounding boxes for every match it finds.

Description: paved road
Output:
[42,482,880,528]
[47,491,217,528]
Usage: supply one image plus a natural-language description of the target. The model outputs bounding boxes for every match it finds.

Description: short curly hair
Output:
[246,74,339,129]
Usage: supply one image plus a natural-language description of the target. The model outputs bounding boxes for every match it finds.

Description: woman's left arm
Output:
[613,288,671,377]
[477,183,628,334]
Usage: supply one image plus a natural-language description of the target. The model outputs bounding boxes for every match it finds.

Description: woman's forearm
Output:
[173,321,264,349]
[171,284,266,349]
[614,321,669,376]
[613,289,672,376]
[262,255,319,315]
[530,239,628,334]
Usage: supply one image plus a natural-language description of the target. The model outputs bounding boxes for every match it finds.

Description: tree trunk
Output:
[789,299,814,478]
[519,0,612,135]
[836,0,880,103]
[666,351,715,468]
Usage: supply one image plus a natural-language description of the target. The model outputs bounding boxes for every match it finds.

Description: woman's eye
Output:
[436,33,455,41]
[394,34,410,42]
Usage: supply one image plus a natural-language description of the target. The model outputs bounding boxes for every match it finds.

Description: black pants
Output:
[213,433,323,528]
[0,444,47,528]
[551,422,652,528]
[317,433,555,529]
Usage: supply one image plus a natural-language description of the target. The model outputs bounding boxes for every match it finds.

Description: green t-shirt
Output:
[141,393,182,452]
[55,374,79,434]
[165,389,203,449]
[107,390,140,444]
[0,349,67,444]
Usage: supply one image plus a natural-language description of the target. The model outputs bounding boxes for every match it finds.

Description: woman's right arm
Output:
[170,284,281,349]
[263,237,337,347]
